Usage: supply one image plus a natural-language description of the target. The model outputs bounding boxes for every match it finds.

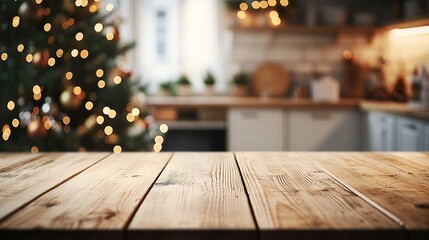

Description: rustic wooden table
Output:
[0,152,428,240]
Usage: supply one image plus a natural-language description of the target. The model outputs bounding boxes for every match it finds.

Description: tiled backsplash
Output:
[226,27,428,96]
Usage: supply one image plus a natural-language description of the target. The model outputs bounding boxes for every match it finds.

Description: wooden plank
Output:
[128,152,256,240]
[0,153,171,232]
[383,152,429,169]
[309,152,429,229]
[235,152,400,239]
[0,153,108,221]
[0,153,42,170]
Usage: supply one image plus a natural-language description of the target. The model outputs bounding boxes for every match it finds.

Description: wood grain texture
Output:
[0,153,171,230]
[0,153,108,221]
[0,153,42,169]
[309,152,429,229]
[128,152,255,231]
[235,152,399,230]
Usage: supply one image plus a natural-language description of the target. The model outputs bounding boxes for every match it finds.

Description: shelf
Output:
[229,25,376,34]
[159,121,226,130]
[380,18,429,30]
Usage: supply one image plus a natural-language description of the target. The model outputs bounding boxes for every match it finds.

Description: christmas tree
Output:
[0,0,161,152]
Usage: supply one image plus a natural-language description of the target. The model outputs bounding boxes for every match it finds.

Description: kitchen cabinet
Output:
[287,110,361,151]
[424,125,429,151]
[365,112,396,151]
[227,108,285,151]
[395,117,424,151]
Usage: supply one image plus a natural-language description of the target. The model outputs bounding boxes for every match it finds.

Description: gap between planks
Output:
[313,162,405,228]
[233,152,259,233]
[122,152,175,230]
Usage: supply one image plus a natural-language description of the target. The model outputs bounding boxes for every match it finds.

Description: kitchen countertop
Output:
[146,96,361,109]
[1,152,428,240]
[147,96,429,121]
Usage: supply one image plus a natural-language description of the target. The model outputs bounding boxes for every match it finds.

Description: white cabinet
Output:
[228,108,285,151]
[424,125,429,151]
[395,117,424,151]
[365,112,396,151]
[287,110,361,151]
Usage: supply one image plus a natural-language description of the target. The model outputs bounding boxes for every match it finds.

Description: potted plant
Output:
[176,75,192,96]
[159,81,173,96]
[203,72,216,96]
[230,72,249,96]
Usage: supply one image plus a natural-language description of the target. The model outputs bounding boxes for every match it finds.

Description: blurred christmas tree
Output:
[0,0,161,152]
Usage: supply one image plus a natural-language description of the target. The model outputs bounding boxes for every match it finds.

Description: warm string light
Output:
[96,115,104,125]
[56,49,64,58]
[106,33,114,41]
[12,119,20,128]
[98,80,106,88]
[94,23,103,32]
[2,124,11,141]
[71,49,79,57]
[96,69,104,77]
[159,124,168,133]
[113,145,122,153]
[236,0,287,26]
[12,16,20,28]
[1,52,8,61]
[105,3,114,12]
[75,32,84,41]
[31,146,39,153]
[66,71,73,80]
[113,76,122,84]
[17,44,24,52]
[44,23,51,32]
[7,101,15,111]
[26,54,33,63]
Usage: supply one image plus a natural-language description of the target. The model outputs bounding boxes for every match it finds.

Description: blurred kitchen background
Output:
[1,0,429,152]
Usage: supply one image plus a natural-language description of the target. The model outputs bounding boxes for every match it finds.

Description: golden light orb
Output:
[104,126,113,135]
[94,23,103,32]
[7,101,15,111]
[159,123,168,133]
[96,69,104,77]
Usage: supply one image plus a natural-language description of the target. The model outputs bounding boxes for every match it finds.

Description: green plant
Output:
[177,75,191,85]
[231,72,250,86]
[159,81,173,91]
[203,72,216,86]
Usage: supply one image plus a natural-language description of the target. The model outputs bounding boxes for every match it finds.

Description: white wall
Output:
[119,0,221,93]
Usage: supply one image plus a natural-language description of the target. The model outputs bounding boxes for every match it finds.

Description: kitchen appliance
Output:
[311,76,339,102]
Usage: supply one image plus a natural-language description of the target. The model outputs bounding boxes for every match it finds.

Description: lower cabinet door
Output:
[287,110,361,151]
[396,117,424,151]
[228,108,284,151]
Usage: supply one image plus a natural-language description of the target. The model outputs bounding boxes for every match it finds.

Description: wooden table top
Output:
[0,152,428,240]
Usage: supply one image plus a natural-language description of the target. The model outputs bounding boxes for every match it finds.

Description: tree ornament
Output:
[127,119,146,137]
[60,87,82,110]
[19,2,43,22]
[131,91,146,110]
[33,49,50,68]
[62,0,76,14]
[27,117,47,138]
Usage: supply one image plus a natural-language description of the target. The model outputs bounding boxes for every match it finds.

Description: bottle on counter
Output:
[410,68,422,107]
[421,63,429,109]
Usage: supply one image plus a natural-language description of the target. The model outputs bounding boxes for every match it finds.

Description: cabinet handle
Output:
[406,124,417,130]
[241,111,258,119]
[311,112,330,120]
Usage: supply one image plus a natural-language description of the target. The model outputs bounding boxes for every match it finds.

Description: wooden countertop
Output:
[147,96,429,121]
[1,152,428,239]
[146,96,361,109]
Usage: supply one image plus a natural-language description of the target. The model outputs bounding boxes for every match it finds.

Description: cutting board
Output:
[252,62,290,97]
